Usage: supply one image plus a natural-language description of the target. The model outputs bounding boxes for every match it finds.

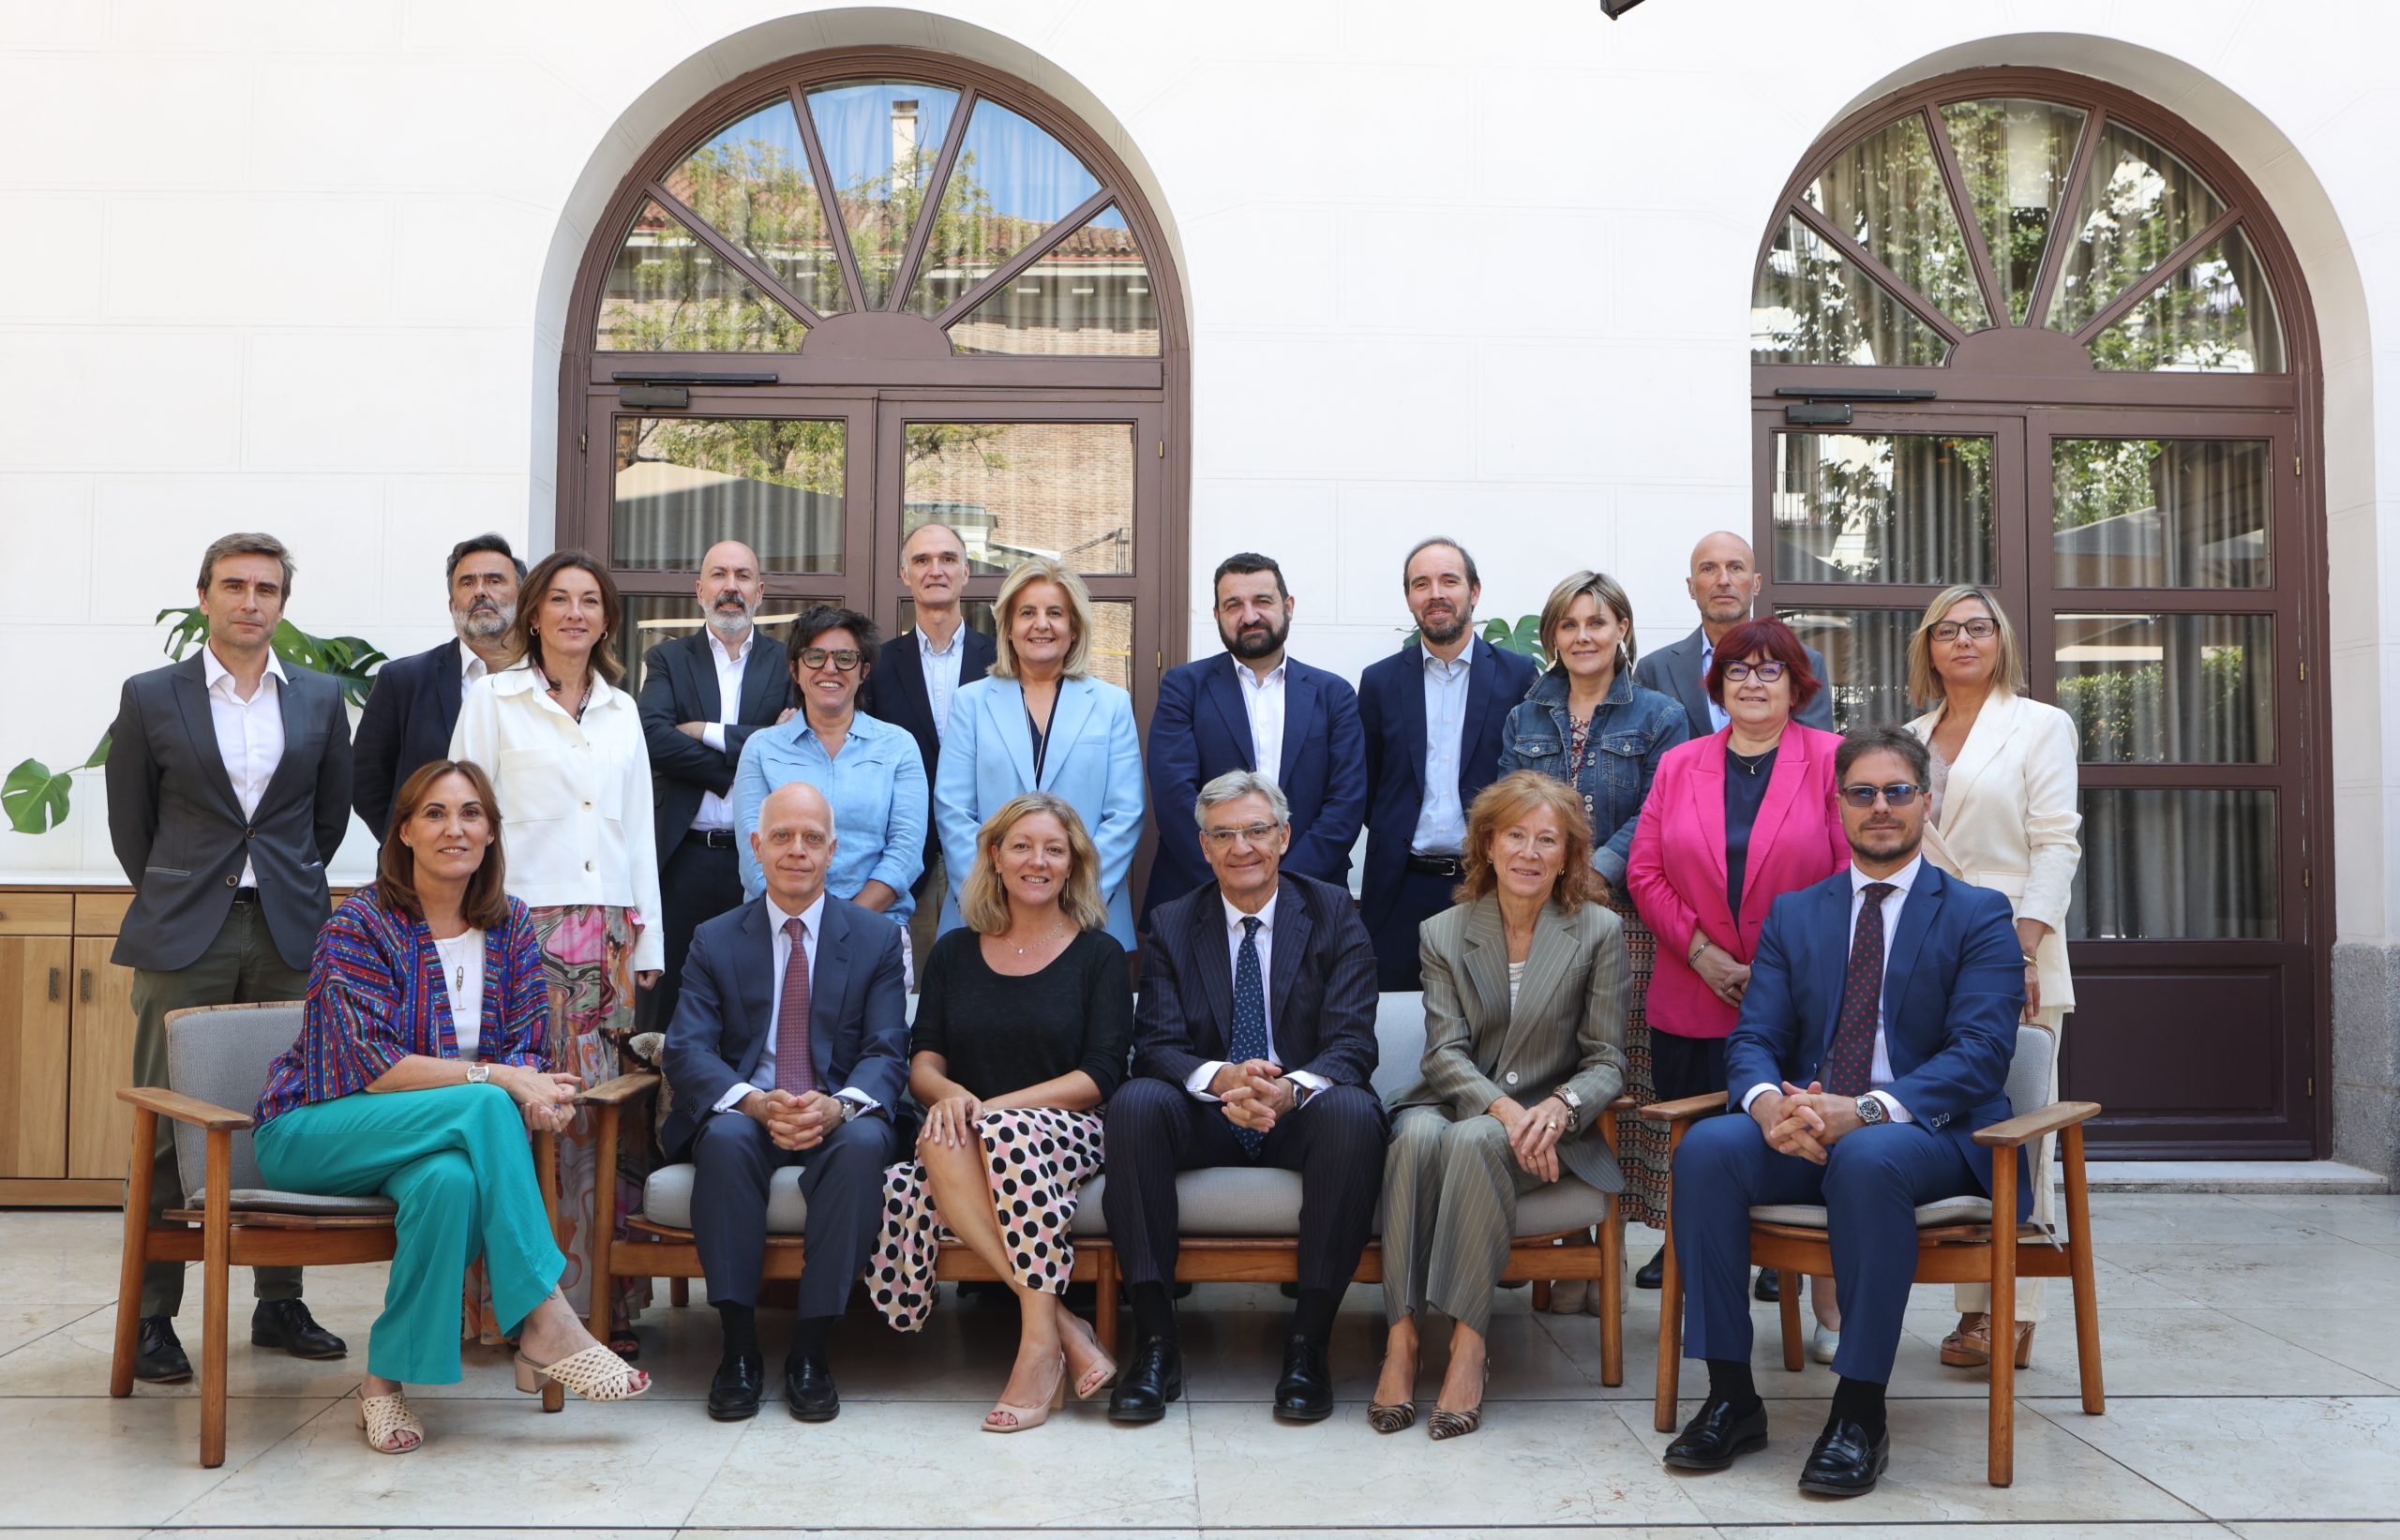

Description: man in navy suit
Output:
[1357,537,1539,990]
[349,532,522,838]
[1143,552,1365,916]
[664,781,908,1425]
[1663,725,2027,1498]
[857,520,994,971]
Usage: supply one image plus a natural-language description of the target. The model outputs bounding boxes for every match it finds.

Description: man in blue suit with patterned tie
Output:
[1663,725,2028,1498]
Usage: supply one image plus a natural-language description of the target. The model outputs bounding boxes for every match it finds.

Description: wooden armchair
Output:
[107,1002,566,1468]
[1642,1024,2104,1486]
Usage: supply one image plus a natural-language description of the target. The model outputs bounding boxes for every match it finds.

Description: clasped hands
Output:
[497,1066,580,1134]
[1750,1079,1867,1165]
[740,1087,848,1150]
[1492,1093,1572,1182]
[1209,1058,1298,1133]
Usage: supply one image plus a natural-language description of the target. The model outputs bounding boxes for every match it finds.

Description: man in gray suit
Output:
[105,532,353,1383]
[1636,531,1837,739]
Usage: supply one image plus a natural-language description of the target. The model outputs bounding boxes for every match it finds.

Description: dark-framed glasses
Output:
[1202,821,1281,849]
[798,647,863,671]
[1721,660,1786,682]
[1838,782,1923,809]
[1930,619,1998,642]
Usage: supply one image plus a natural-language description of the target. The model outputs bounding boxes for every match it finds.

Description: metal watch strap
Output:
[1854,1092,1884,1126]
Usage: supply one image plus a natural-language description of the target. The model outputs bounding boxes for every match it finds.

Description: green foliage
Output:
[2,733,108,836]
[2054,646,2253,763]
[1402,615,1548,671]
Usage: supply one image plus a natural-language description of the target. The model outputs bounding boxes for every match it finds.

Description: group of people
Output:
[103,517,2081,1496]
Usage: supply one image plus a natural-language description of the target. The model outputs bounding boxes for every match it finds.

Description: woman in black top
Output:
[864,791,1132,1431]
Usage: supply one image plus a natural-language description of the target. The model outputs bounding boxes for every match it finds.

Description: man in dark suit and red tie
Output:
[1662,725,2028,1497]
[1143,551,1365,917]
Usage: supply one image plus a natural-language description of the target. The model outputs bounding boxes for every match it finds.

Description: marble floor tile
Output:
[2226,1307,2400,1391]
[1899,1306,2390,1398]
[144,1533,673,1539]
[0,1213,138,1306]
[1617,1398,2205,1524]
[0,1395,333,1527]
[2035,1395,2400,1519]
[1718,1528,2231,1540]
[0,1300,102,1357]
[0,1303,368,1399]
[1175,1286,1612,1403]
[2227,1525,2400,1536]
[2083,1192,2362,1245]
[2231,1194,2400,1245]
[2100,1243,2400,1310]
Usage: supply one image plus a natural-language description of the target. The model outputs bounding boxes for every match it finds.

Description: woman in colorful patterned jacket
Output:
[252,759,649,1455]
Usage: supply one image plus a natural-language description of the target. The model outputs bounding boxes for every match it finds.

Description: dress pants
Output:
[130,900,307,1319]
[255,1084,564,1384]
[1672,1113,1983,1384]
[654,837,742,1034]
[1369,868,1459,993]
[1380,1106,1546,1337]
[1102,1077,1388,1295]
[689,1110,899,1319]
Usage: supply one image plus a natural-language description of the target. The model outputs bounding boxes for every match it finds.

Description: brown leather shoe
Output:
[1940,1313,2035,1368]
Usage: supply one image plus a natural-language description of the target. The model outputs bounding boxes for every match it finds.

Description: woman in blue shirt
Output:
[731,606,928,975]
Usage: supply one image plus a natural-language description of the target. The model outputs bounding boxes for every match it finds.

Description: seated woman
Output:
[251,759,650,1455]
[1372,770,1630,1441]
[863,791,1132,1431]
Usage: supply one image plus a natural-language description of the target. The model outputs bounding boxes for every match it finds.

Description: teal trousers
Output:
[254,1084,565,1385]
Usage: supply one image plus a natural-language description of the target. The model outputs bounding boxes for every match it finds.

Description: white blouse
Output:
[432,928,486,1059]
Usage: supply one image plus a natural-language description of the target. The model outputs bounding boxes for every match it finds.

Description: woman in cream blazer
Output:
[1903,585,2080,1372]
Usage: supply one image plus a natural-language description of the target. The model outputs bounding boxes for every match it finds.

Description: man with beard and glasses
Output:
[352,532,526,839]
[1636,530,1834,740]
[1142,552,1365,916]
[639,539,794,1035]
[1357,537,1538,991]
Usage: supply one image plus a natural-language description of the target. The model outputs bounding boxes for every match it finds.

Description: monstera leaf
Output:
[1401,614,1548,671]
[3,733,110,835]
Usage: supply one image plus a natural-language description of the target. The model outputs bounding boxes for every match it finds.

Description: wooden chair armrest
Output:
[1639,1092,1729,1124]
[115,1085,252,1132]
[1606,1093,1639,1111]
[579,1070,662,1108]
[1972,1100,2103,1147]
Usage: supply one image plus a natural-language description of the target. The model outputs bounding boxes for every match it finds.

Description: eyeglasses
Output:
[1838,783,1923,809]
[1721,660,1785,682]
[1202,821,1281,849]
[1931,619,1998,642]
[798,648,863,671]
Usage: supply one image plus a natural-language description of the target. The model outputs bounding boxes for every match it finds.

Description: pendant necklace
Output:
[1728,746,1774,776]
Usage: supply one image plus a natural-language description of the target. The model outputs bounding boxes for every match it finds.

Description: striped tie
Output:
[774,915,816,1095]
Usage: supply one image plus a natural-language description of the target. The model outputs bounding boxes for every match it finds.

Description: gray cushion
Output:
[164,1002,307,1204]
[1751,1195,1996,1230]
[642,1161,809,1233]
[218,1189,398,1219]
[1369,992,1428,1102]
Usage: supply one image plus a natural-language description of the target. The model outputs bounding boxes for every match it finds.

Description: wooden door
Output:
[68,938,139,1180]
[0,937,71,1177]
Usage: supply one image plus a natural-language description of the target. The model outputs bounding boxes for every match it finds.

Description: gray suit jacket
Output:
[105,653,353,973]
[1635,624,1836,740]
[1388,895,1631,1194]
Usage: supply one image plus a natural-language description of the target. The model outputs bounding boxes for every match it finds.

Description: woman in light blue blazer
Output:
[935,558,1146,948]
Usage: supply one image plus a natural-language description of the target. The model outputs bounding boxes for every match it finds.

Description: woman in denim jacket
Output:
[1497,570,1687,1282]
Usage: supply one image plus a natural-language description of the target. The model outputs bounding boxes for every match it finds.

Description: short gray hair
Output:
[1192,770,1289,830]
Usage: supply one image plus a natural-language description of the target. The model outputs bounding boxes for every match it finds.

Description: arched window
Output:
[1751,70,2324,1157]
[562,51,1183,711]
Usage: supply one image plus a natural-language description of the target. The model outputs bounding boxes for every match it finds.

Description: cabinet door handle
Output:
[79,968,92,1004]
[49,966,61,1001]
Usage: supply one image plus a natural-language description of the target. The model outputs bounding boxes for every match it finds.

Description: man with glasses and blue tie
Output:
[1660,725,2028,1498]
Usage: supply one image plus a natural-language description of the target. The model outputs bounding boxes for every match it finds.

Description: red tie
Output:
[773,915,816,1095]
[1823,883,1896,1098]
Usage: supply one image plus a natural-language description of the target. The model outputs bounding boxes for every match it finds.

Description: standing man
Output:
[349,532,524,839]
[857,521,994,973]
[106,532,352,1383]
[1636,530,1835,739]
[638,540,792,1037]
[1357,537,1539,992]
[1144,552,1365,916]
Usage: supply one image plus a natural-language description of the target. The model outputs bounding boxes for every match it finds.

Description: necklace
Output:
[1727,745,1774,776]
[1007,920,1072,956]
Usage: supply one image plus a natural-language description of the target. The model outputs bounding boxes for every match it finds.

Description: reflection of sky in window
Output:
[691,100,809,184]
[808,82,960,198]
[949,98,1101,223]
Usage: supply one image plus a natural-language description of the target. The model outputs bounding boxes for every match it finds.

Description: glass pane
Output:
[2090,225,2284,372]
[2052,439,2272,588]
[623,593,839,693]
[2054,613,2274,763]
[1802,112,1989,330]
[1776,607,1916,733]
[1940,97,2087,324]
[901,595,1132,693]
[594,200,810,352]
[1752,216,1948,366]
[948,204,1160,356]
[662,100,847,316]
[906,98,1102,318]
[2048,120,2226,335]
[612,416,845,573]
[802,81,961,310]
[899,423,1133,574]
[1772,432,1995,584]
[2070,788,2275,939]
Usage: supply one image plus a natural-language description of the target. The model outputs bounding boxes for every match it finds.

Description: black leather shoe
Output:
[1273,1334,1334,1423]
[1798,1415,1889,1497]
[1663,1397,1769,1471]
[784,1354,840,1422]
[134,1315,192,1383]
[1107,1336,1183,1424]
[1635,1247,1666,1290]
[1753,1267,1781,1303]
[707,1351,763,1421]
[251,1298,347,1359]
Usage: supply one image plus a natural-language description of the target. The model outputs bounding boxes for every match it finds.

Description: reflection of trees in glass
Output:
[1752,217,1948,366]
[600,203,809,352]
[2057,644,2258,762]
[2048,124,2223,334]
[666,127,843,314]
[2090,232,2281,372]
[2051,438,2160,531]
[1805,113,1987,329]
[619,416,845,497]
[1940,99,2085,324]
[1776,434,1993,584]
[902,422,1010,495]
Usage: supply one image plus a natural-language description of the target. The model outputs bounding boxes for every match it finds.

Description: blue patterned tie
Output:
[1230,916,1268,1157]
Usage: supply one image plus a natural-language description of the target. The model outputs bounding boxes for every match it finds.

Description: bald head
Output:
[1687,529,1762,636]
[698,540,763,639]
[752,780,837,910]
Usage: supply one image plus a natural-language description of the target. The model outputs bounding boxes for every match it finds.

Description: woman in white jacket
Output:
[1904,584,2081,1374]
[451,550,662,1355]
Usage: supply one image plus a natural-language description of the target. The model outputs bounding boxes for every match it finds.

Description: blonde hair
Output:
[959,792,1110,935]
[1456,770,1604,911]
[990,558,1095,680]
[1906,584,2025,708]
[1537,569,1639,675]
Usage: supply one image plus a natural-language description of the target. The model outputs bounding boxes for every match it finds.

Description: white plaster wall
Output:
[0,0,2393,968]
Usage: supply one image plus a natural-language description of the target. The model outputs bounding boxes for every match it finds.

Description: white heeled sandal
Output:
[514,1342,651,1401]
[355,1387,425,1454]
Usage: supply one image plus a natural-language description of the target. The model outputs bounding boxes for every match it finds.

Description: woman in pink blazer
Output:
[1627,619,1847,1336]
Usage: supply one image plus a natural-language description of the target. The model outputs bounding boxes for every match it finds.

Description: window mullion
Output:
[788,84,871,316]
[2026,107,2106,328]
[932,185,1119,330]
[2067,205,2246,346]
[1922,104,2007,331]
[888,86,978,313]
[1788,198,1970,347]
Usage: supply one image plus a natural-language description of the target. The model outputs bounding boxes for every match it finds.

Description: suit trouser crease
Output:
[689,1111,899,1319]
[131,903,308,1318]
[1956,1005,2066,1324]
[253,1084,565,1384]
[1380,1106,1545,1338]
[655,841,743,1036]
[1370,868,1459,994]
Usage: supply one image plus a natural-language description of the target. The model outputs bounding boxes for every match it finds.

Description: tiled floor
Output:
[4,1195,2397,1537]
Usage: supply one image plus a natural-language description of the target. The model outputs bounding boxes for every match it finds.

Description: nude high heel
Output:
[355,1387,425,1454]
[513,1342,652,1401]
[982,1352,1067,1432]
[1061,1311,1118,1400]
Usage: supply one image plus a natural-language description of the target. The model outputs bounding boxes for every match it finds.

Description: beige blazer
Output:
[1905,689,2082,1013]
[1388,896,1631,1194]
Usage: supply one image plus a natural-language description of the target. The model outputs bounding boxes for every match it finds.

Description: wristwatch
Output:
[463,1062,490,1085]
[1555,1085,1583,1132]
[835,1095,862,1124]
[1853,1093,1887,1128]
[1286,1078,1315,1111]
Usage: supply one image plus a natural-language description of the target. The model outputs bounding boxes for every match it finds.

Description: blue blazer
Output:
[1726,860,2032,1212]
[351,639,464,840]
[658,892,909,1159]
[934,674,1146,947]
[1142,653,1366,914]
[857,623,996,869]
[1356,635,1539,936]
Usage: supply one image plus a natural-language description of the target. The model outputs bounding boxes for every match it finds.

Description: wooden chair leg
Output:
[1599,1205,1624,1388]
[670,1277,691,1308]
[2062,1124,2104,1415]
[1654,1132,1686,1432]
[1531,1278,1553,1311]
[532,1131,564,1414]
[586,1103,620,1344]
[110,1107,158,1399]
[1988,1151,2018,1488]
[201,1129,232,1471]
[1778,1265,1805,1371]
